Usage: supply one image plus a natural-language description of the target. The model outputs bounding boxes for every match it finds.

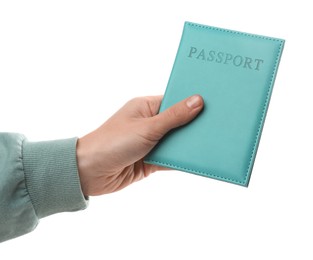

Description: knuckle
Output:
[127,97,142,105]
[166,107,181,120]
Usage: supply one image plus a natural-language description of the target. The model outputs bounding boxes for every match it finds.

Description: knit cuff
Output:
[22,137,88,219]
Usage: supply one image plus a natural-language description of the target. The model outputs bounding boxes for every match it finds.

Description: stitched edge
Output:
[244,36,284,184]
[145,159,245,185]
[147,22,284,186]
[186,22,283,42]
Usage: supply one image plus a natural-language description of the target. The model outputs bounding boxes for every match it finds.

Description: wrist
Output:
[76,135,92,196]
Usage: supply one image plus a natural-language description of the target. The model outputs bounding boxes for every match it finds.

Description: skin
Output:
[76,94,204,196]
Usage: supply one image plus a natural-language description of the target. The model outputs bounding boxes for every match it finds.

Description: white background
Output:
[1,0,312,259]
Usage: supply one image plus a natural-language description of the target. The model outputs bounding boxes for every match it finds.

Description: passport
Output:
[144,22,285,186]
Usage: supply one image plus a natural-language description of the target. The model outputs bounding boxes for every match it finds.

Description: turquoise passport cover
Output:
[144,22,284,186]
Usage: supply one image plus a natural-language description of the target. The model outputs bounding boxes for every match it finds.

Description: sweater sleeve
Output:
[0,133,88,243]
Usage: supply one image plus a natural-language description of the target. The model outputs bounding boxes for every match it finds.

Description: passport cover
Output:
[144,22,284,186]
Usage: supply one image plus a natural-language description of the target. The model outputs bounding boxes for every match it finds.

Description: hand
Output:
[76,95,204,196]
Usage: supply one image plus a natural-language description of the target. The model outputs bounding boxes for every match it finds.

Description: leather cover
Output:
[144,22,284,186]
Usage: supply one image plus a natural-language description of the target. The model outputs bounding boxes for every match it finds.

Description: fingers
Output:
[151,95,204,137]
[142,162,173,177]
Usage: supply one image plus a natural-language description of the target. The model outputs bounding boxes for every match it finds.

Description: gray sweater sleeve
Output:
[0,133,88,243]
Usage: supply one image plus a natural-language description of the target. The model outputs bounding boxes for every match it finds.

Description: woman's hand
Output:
[76,95,204,196]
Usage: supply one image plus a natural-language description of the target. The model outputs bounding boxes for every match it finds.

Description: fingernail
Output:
[186,95,202,109]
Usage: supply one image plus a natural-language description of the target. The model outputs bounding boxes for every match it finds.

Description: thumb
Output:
[151,94,204,137]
